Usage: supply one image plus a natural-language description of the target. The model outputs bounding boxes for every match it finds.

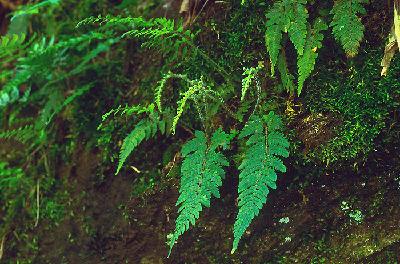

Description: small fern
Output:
[0,34,27,59]
[297,19,327,94]
[168,128,231,256]
[277,50,295,94]
[232,112,289,253]
[330,0,367,57]
[265,0,308,75]
[0,124,34,143]
[241,62,264,101]
[155,72,186,112]
[116,113,166,174]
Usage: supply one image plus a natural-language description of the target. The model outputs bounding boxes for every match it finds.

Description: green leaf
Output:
[168,128,231,256]
[232,112,289,253]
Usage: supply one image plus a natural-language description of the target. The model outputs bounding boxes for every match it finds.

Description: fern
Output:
[168,128,231,256]
[171,77,223,134]
[287,0,308,56]
[297,19,327,94]
[78,15,193,62]
[0,34,27,60]
[232,112,289,253]
[0,124,34,143]
[99,104,155,126]
[241,62,264,101]
[277,50,295,94]
[155,72,186,112]
[116,113,166,174]
[265,0,308,75]
[39,83,94,127]
[330,0,367,57]
[172,80,201,134]
[11,0,60,20]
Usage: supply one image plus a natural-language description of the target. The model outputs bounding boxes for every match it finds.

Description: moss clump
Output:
[304,52,400,164]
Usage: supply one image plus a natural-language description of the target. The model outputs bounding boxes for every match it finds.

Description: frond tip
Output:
[168,128,231,257]
[116,114,166,174]
[232,112,289,253]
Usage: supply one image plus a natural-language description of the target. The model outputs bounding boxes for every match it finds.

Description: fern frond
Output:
[168,128,231,256]
[330,0,367,57]
[232,112,289,253]
[12,0,60,20]
[287,0,308,56]
[265,0,308,75]
[277,51,295,94]
[0,34,27,59]
[99,104,154,125]
[0,124,34,143]
[41,83,94,127]
[155,72,186,112]
[172,78,203,134]
[241,62,264,101]
[265,2,284,75]
[116,113,165,174]
[297,19,327,94]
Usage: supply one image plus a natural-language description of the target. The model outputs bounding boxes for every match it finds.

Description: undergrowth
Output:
[0,0,399,261]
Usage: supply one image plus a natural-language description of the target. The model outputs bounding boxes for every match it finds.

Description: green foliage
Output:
[277,51,295,94]
[232,112,289,253]
[12,0,61,20]
[241,62,264,101]
[265,0,308,75]
[0,0,397,261]
[168,128,231,256]
[0,162,33,238]
[297,19,327,94]
[77,15,194,63]
[0,33,27,60]
[116,112,166,174]
[330,0,367,57]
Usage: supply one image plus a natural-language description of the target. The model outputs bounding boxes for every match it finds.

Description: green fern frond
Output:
[0,124,34,143]
[168,128,231,256]
[0,34,27,59]
[330,0,367,57]
[99,104,154,125]
[277,51,295,94]
[172,80,201,134]
[265,0,308,75]
[78,15,192,61]
[42,83,94,127]
[297,19,327,94]
[286,0,308,56]
[116,113,166,174]
[12,0,60,20]
[241,62,264,101]
[232,112,289,253]
[155,72,186,112]
[265,2,284,76]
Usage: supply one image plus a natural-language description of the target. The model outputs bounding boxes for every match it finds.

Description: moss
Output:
[304,51,400,164]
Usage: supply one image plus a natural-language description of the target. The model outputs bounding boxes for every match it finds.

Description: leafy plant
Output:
[168,128,231,255]
[330,0,367,57]
[232,112,289,252]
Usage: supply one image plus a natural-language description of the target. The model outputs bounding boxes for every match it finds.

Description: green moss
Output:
[305,52,400,164]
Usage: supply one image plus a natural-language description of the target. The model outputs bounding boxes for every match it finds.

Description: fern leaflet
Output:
[277,50,295,94]
[330,0,367,57]
[241,62,264,101]
[265,0,308,75]
[168,128,231,256]
[232,112,289,253]
[116,113,166,174]
[297,19,327,94]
